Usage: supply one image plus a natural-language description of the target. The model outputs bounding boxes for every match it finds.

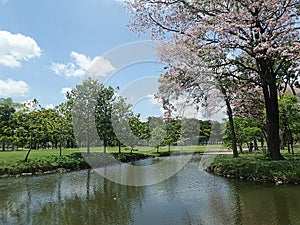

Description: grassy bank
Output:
[0,145,224,164]
[205,152,300,184]
[0,145,224,177]
[0,152,151,177]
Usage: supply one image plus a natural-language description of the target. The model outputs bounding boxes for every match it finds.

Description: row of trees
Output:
[0,78,224,156]
[1,78,298,157]
[125,0,300,159]
[0,98,76,158]
[63,78,223,153]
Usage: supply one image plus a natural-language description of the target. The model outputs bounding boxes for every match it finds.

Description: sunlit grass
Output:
[0,144,226,165]
[0,148,82,165]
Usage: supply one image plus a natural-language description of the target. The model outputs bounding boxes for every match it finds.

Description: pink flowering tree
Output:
[232,84,265,120]
[125,0,300,160]
[156,43,241,157]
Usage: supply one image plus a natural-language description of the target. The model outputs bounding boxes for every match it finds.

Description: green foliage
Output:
[180,118,200,145]
[149,124,166,152]
[111,97,136,151]
[198,120,212,144]
[68,78,104,152]
[163,118,181,147]
[0,98,16,151]
[0,150,151,177]
[224,117,263,150]
[0,153,89,176]
[206,153,300,184]
[278,94,300,149]
[95,85,117,150]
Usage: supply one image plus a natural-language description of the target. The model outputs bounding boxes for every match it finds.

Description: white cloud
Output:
[20,99,39,111]
[61,87,72,95]
[0,30,41,67]
[61,87,72,99]
[114,0,132,3]
[0,79,29,97]
[45,104,55,109]
[51,51,116,78]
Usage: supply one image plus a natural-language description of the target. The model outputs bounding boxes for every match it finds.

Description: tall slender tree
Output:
[68,78,103,154]
[111,96,136,153]
[95,86,116,153]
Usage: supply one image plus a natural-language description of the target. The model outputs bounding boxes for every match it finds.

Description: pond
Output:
[0,156,300,225]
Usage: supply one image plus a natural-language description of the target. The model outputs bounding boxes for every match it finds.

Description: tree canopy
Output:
[126,0,300,159]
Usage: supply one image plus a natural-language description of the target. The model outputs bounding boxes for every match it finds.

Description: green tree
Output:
[224,117,263,153]
[95,85,117,153]
[149,124,166,153]
[0,98,16,151]
[181,118,200,146]
[129,114,150,147]
[111,96,136,153]
[163,118,181,151]
[278,94,300,154]
[56,102,76,149]
[11,109,30,150]
[198,120,212,145]
[68,78,103,154]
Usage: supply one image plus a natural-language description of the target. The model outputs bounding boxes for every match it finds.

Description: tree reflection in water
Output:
[1,157,300,225]
[0,169,145,225]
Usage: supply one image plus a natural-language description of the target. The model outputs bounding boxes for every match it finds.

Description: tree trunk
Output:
[260,135,264,149]
[261,71,284,160]
[290,130,294,155]
[118,141,121,153]
[59,141,62,157]
[2,142,5,151]
[225,97,239,158]
[168,143,171,152]
[220,83,238,158]
[239,144,243,153]
[87,132,90,155]
[24,149,31,162]
[103,140,107,154]
[254,139,259,151]
[249,142,254,153]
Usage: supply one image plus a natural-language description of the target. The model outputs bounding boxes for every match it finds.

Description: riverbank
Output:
[0,152,150,178]
[4,148,299,184]
[205,153,300,184]
[0,150,211,178]
[0,145,225,178]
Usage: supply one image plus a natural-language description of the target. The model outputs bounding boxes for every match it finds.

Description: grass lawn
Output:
[103,144,226,156]
[0,148,83,165]
[0,144,225,165]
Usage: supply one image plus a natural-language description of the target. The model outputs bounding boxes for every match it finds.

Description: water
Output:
[0,156,300,225]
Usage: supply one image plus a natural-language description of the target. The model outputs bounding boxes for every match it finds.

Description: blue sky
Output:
[0,0,166,118]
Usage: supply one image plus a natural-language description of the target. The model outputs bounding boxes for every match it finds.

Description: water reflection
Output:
[0,157,300,225]
[0,170,144,225]
[94,155,192,186]
[231,181,300,225]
